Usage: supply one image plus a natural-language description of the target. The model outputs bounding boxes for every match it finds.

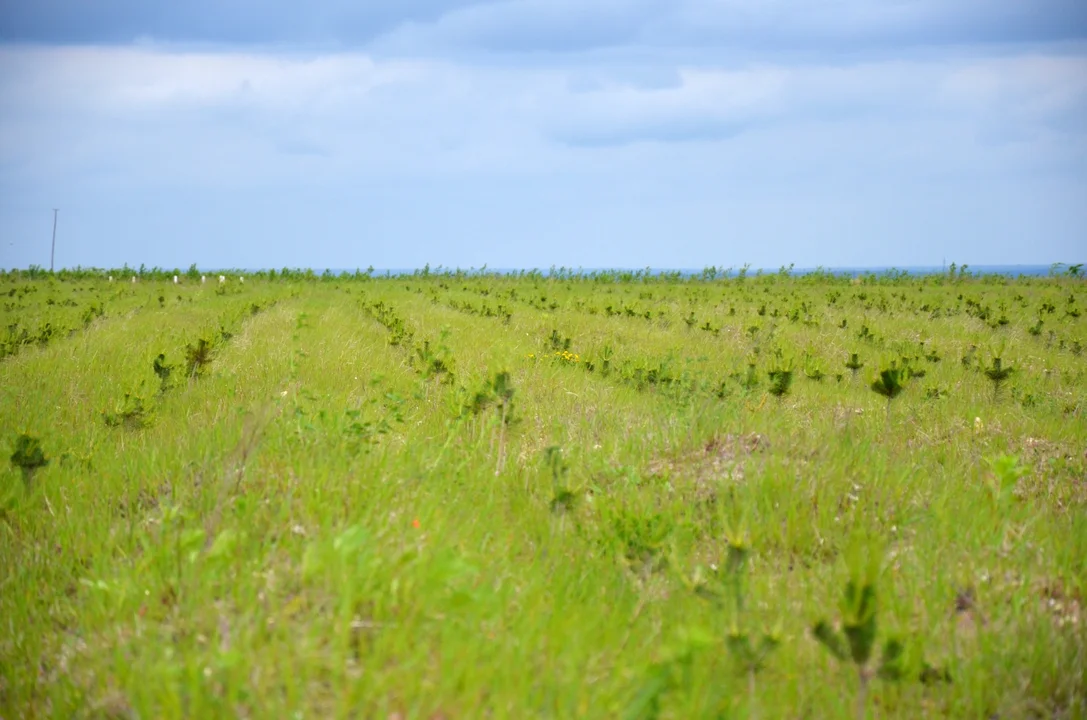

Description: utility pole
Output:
[50,208,59,272]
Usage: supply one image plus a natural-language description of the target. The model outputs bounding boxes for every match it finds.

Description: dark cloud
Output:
[399,0,1087,57]
[1,0,1084,52]
[0,0,480,45]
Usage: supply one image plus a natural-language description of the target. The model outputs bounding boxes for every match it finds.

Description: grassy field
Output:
[1,267,1085,719]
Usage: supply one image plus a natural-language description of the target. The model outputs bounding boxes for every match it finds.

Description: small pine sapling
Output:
[102,392,152,430]
[544,445,577,516]
[845,352,864,379]
[811,553,905,720]
[612,509,674,581]
[721,530,781,720]
[741,361,759,392]
[767,364,793,399]
[153,353,174,393]
[598,344,614,377]
[185,336,216,378]
[414,339,454,382]
[624,628,714,720]
[493,371,515,474]
[960,344,977,369]
[870,365,905,415]
[983,343,1013,401]
[10,433,48,483]
[547,328,572,351]
[803,351,826,381]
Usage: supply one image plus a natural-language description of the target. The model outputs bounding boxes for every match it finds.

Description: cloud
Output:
[2,45,1084,173]
[548,66,785,146]
[0,40,1084,269]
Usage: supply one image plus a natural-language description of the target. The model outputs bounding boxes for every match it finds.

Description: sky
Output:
[0,1,1085,271]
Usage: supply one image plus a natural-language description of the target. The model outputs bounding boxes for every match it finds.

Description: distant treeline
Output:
[1,262,1082,284]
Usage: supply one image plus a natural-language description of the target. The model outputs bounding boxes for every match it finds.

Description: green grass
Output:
[1,269,1085,719]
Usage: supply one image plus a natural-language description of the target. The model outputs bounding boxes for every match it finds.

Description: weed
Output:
[986,454,1028,506]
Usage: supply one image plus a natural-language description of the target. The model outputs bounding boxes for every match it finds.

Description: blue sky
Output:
[1,1,1085,270]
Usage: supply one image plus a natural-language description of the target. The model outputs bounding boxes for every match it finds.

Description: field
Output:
[1,266,1085,719]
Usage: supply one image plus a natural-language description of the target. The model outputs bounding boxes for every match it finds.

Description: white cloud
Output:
[2,44,1084,186]
[1,40,1084,270]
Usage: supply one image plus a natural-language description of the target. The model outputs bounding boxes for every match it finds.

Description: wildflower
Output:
[108,275,113,282]
[974,417,983,432]
[219,275,226,284]
[239,276,245,283]
[412,518,421,529]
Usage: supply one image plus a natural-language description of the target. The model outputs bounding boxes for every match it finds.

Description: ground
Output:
[1,267,1085,718]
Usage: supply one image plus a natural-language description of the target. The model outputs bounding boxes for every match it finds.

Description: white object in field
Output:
[219,275,226,284]
[239,276,244,283]
[173,275,179,284]
[132,276,137,283]
[108,276,113,282]
[201,275,206,283]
